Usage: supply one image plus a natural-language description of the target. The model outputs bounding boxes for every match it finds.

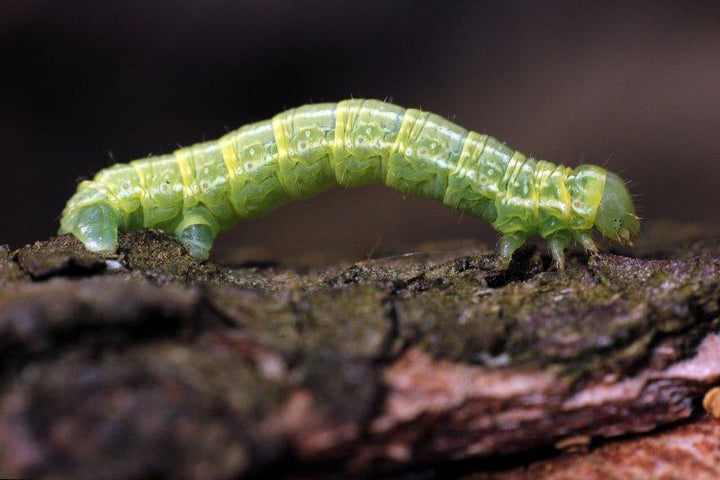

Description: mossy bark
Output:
[1,221,719,479]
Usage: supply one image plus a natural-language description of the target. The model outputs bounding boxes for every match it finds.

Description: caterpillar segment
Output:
[59,99,639,268]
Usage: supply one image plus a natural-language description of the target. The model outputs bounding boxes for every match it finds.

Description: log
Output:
[0,221,718,479]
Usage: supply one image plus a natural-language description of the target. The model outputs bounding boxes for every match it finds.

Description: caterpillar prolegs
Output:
[59,99,639,269]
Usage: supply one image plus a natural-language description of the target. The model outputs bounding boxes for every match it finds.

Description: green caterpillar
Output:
[59,99,639,269]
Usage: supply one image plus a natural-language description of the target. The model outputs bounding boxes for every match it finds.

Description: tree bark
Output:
[1,221,719,479]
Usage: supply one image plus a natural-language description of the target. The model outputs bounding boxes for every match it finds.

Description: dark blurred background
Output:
[1,1,719,261]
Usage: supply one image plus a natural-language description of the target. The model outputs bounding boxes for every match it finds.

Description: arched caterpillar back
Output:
[59,99,639,269]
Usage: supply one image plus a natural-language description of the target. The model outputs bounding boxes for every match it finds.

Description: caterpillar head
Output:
[594,172,639,245]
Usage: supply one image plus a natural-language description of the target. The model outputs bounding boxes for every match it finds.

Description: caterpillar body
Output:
[59,99,639,269]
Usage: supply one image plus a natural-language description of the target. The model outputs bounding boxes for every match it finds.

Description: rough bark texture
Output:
[0,220,719,479]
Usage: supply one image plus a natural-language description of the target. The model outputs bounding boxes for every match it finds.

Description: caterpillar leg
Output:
[63,203,120,254]
[574,230,598,253]
[174,207,219,261]
[497,232,528,269]
[547,230,573,271]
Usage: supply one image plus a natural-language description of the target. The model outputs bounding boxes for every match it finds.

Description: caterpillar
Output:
[59,99,639,269]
